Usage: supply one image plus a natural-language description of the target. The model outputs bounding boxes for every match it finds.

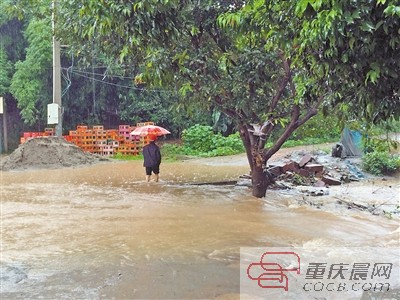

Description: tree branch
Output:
[267,51,291,115]
[264,104,300,159]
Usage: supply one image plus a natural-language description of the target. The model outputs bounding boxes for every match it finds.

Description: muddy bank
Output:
[0,137,109,171]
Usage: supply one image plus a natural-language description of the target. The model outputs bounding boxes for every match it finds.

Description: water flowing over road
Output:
[1,159,399,299]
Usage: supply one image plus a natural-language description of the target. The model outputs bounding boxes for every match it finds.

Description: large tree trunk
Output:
[250,146,274,198]
[240,125,274,198]
[251,162,273,198]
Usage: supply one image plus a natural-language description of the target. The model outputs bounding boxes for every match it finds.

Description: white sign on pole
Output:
[47,103,59,124]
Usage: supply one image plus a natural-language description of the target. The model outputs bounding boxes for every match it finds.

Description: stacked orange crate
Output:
[109,140,119,148]
[74,125,86,149]
[119,124,131,142]
[23,132,33,139]
[68,130,79,145]
[81,129,94,152]
[93,125,104,131]
[31,132,44,138]
[94,129,107,141]
[106,129,118,141]
[93,125,107,155]
[116,142,138,156]
[76,125,88,131]
[21,132,31,144]
[63,135,73,142]
[93,139,106,155]
[128,125,141,153]
[102,144,114,156]
[129,142,139,155]
[44,128,55,136]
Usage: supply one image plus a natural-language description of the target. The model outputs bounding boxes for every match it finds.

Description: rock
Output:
[299,153,313,168]
[304,164,324,174]
[298,169,310,177]
[296,186,329,196]
[267,165,282,177]
[281,161,299,173]
[321,175,341,186]
[331,143,343,157]
[313,180,326,187]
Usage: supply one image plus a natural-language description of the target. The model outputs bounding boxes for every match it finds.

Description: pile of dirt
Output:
[0,137,109,171]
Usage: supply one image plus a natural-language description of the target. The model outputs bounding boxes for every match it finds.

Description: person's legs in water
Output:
[153,165,160,182]
[145,167,152,182]
[145,166,160,182]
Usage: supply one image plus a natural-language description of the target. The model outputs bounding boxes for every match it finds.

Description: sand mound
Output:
[0,137,109,171]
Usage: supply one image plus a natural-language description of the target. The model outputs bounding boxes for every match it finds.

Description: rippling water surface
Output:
[1,160,398,299]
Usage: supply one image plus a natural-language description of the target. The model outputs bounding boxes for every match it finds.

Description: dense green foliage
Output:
[362,151,400,175]
[0,47,12,95]
[181,124,243,157]
[10,19,52,125]
[293,0,400,124]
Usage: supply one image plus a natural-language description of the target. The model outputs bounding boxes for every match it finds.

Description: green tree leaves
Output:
[10,19,52,125]
[0,48,12,95]
[296,0,400,124]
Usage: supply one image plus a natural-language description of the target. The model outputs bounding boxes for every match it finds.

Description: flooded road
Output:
[1,159,399,299]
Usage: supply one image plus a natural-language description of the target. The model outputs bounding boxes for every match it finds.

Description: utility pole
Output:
[0,97,8,153]
[50,0,63,137]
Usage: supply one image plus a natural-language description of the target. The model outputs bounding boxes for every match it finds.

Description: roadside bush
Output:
[160,143,184,161]
[182,124,215,153]
[181,124,244,156]
[362,151,400,175]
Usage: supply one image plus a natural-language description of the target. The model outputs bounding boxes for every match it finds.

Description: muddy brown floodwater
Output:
[1,156,399,299]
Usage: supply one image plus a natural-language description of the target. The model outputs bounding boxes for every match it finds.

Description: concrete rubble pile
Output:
[238,150,365,197]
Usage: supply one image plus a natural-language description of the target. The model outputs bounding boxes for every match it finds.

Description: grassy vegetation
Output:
[362,151,400,175]
[111,153,144,161]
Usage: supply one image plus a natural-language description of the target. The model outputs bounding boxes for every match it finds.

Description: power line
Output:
[68,69,173,94]
[68,68,136,80]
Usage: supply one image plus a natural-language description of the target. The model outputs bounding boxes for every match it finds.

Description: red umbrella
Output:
[130,125,171,137]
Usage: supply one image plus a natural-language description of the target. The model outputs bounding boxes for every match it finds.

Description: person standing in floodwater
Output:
[142,135,162,182]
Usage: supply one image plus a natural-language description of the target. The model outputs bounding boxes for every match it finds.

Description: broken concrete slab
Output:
[281,161,299,173]
[298,169,311,177]
[299,153,314,168]
[321,175,342,186]
[304,163,324,174]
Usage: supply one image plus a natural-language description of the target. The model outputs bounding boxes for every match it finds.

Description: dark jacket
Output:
[142,141,161,167]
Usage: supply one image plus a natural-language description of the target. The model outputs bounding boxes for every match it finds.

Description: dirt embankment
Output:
[0,137,109,171]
